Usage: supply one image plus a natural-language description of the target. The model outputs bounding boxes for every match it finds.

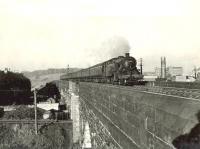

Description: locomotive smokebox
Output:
[125,53,130,57]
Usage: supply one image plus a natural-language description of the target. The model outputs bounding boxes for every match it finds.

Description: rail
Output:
[133,85,200,100]
[95,83,200,100]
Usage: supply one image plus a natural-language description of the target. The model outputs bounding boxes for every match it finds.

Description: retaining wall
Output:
[79,82,200,149]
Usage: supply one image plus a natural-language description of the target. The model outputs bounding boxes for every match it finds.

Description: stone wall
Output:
[79,82,200,149]
[80,97,122,149]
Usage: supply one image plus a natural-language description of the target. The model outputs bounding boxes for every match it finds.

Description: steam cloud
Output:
[100,36,130,58]
[85,36,131,67]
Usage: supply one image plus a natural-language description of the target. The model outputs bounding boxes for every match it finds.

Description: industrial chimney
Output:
[161,57,166,79]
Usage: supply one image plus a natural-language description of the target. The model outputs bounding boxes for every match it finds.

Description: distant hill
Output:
[22,68,80,88]
[22,68,80,78]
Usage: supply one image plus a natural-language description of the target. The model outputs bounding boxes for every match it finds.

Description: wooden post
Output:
[34,89,38,135]
[140,58,143,75]
[194,66,197,79]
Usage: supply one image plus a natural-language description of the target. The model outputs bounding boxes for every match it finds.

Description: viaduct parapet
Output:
[66,81,200,149]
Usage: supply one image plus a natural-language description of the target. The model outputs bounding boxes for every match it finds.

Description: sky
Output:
[0,0,200,74]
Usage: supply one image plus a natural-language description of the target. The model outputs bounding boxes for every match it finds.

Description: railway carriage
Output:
[61,53,144,85]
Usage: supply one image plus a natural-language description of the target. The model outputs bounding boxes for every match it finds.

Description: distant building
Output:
[166,66,183,77]
[37,103,59,111]
[154,66,183,79]
[143,72,156,76]
[172,75,195,82]
[197,72,200,81]
[143,76,157,82]
[153,57,167,78]
[196,67,200,81]
[155,67,161,77]
[143,72,158,82]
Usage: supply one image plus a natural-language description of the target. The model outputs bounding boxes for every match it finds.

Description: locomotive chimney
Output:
[125,53,129,57]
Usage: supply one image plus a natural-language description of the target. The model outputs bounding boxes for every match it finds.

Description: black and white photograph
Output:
[0,0,200,148]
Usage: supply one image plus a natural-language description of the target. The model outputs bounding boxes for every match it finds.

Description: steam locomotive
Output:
[61,53,144,85]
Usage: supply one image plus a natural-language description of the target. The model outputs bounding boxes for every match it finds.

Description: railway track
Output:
[130,85,200,100]
[92,82,200,100]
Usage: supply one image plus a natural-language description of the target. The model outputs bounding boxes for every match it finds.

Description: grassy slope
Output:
[23,68,80,89]
[29,73,64,89]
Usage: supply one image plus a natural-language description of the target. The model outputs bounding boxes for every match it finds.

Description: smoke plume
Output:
[85,36,131,67]
[100,36,130,58]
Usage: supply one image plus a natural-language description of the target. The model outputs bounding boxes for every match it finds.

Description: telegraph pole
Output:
[140,58,143,75]
[194,66,197,79]
[34,89,38,135]
[67,64,69,74]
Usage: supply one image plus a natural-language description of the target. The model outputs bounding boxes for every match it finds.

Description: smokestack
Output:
[125,53,129,57]
[161,57,166,79]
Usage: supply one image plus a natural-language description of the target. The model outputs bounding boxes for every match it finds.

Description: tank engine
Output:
[61,53,144,85]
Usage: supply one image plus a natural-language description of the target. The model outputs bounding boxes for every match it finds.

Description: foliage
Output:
[37,82,61,102]
[0,105,70,148]
[2,105,45,120]
[0,70,31,105]
[0,71,31,90]
[0,123,70,149]
[35,124,69,149]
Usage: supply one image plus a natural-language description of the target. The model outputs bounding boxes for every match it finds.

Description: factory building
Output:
[153,57,167,78]
[196,68,200,81]
[154,67,161,77]
[166,66,183,77]
[154,66,183,78]
[153,57,183,80]
[171,75,195,82]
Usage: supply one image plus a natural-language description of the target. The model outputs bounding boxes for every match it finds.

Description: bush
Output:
[37,82,60,102]
[2,105,45,120]
[0,123,70,149]
[0,105,70,148]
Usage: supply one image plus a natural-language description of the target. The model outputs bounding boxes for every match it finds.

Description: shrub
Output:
[3,105,45,120]
[0,123,70,149]
[0,105,70,149]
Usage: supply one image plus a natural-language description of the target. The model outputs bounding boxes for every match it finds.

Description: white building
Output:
[167,66,183,77]
[172,75,195,82]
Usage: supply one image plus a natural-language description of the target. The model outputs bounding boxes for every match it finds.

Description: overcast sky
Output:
[0,0,200,74]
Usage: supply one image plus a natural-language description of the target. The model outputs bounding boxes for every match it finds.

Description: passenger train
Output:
[61,53,145,85]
